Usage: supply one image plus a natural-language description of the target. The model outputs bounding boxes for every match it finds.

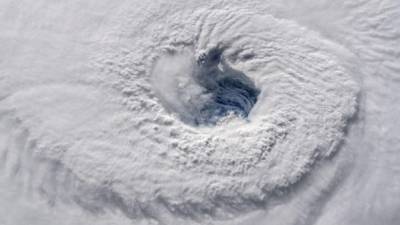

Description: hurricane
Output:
[0,1,399,225]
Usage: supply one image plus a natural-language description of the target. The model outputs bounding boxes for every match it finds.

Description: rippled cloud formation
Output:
[0,1,399,225]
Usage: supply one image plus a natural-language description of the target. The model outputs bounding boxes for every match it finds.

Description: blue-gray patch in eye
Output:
[192,48,259,125]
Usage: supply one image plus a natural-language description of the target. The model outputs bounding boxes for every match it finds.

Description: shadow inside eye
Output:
[208,48,222,64]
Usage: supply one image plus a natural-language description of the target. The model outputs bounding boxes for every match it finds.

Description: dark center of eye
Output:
[191,48,260,125]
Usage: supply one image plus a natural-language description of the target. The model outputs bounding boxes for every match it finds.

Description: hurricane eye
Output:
[151,48,260,126]
[193,48,259,125]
